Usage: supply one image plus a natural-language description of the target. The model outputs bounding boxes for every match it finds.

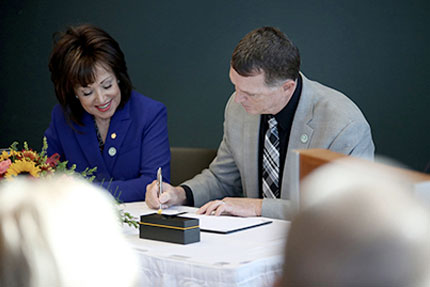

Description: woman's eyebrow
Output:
[100,76,113,85]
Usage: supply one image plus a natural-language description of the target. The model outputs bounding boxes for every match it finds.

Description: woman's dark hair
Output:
[231,26,300,86]
[48,24,132,125]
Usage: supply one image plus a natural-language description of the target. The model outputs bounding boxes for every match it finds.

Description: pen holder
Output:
[139,213,200,244]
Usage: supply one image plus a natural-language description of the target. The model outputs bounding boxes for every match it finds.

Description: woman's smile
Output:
[96,100,112,112]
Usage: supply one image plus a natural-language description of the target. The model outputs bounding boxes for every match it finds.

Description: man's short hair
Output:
[231,27,300,86]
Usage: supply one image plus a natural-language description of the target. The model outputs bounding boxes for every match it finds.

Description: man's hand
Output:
[197,197,263,217]
[145,181,187,209]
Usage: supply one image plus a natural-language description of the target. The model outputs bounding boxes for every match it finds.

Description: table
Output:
[121,202,290,287]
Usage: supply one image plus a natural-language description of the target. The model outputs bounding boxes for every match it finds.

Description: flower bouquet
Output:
[0,138,138,228]
[0,138,95,180]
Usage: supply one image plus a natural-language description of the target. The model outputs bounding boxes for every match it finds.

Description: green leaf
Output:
[40,137,48,158]
[9,142,18,151]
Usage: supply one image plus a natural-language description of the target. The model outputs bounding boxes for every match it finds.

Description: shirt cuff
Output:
[180,185,194,206]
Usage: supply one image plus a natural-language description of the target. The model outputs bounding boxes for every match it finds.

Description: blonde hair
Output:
[0,175,138,287]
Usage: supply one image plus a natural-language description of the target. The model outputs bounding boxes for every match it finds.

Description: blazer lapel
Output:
[281,73,315,195]
[73,113,110,177]
[241,112,260,198]
[288,73,315,150]
[103,102,131,172]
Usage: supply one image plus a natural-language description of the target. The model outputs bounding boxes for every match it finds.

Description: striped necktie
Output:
[262,116,280,198]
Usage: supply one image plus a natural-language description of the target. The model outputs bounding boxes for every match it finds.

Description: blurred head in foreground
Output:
[279,160,430,287]
[0,175,138,287]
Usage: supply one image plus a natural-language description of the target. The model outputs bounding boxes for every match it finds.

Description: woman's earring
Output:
[117,80,120,84]
[75,95,78,99]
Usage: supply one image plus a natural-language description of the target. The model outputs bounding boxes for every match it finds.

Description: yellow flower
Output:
[5,160,41,178]
[0,150,13,161]
[0,150,20,161]
[0,151,8,161]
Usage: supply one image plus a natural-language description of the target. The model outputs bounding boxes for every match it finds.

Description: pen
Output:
[157,167,163,214]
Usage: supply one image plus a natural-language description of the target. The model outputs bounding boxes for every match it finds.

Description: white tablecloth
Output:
[121,202,290,287]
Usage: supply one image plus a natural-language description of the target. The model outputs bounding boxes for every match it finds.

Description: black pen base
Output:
[139,213,200,244]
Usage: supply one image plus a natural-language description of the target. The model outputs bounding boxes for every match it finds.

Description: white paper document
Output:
[179,213,272,234]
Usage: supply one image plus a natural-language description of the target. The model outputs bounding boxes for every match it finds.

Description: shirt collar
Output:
[273,74,302,130]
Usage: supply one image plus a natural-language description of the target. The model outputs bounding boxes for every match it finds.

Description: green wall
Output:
[1,1,429,171]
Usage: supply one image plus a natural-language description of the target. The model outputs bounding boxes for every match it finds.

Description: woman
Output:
[44,24,170,202]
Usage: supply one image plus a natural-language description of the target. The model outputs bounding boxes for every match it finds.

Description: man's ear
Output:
[282,79,296,93]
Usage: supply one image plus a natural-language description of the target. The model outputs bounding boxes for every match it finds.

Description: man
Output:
[146,26,374,219]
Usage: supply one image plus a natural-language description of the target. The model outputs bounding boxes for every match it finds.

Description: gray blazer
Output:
[183,73,375,220]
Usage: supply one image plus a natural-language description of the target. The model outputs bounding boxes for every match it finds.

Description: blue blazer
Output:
[44,91,171,202]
